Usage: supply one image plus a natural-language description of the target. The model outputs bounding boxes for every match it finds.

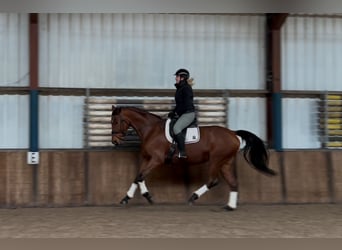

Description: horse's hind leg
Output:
[188,162,221,205]
[188,178,219,205]
[220,161,238,211]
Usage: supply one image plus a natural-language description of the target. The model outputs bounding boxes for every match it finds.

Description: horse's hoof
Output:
[119,195,130,205]
[223,205,235,211]
[143,192,154,205]
[146,197,154,205]
[119,200,127,205]
[188,193,199,205]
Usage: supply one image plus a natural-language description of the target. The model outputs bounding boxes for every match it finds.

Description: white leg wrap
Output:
[127,183,138,198]
[138,181,148,194]
[194,185,209,197]
[228,191,238,209]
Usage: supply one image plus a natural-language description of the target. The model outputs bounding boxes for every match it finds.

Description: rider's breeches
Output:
[173,112,195,135]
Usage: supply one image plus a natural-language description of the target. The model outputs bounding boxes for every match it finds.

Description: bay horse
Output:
[111,105,276,211]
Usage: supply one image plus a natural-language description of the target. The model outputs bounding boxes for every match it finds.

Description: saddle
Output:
[164,117,200,164]
[165,118,200,144]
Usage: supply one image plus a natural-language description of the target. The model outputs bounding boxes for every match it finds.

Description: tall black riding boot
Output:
[175,132,187,159]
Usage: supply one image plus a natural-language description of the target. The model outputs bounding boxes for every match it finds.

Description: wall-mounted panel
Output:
[37,151,86,206]
[0,150,339,207]
[237,151,282,204]
[39,14,265,90]
[330,151,342,203]
[0,152,33,207]
[283,151,330,203]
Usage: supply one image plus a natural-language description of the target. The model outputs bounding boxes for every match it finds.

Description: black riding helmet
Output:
[174,68,190,80]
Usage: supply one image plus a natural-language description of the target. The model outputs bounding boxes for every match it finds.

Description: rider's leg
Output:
[174,132,186,158]
[173,112,195,158]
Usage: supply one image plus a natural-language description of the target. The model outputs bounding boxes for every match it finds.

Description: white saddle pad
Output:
[165,119,200,144]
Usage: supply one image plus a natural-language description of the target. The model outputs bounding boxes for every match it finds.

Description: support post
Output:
[29,13,39,205]
[266,13,288,151]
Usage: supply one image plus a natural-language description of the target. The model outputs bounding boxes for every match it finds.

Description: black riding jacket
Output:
[173,80,195,116]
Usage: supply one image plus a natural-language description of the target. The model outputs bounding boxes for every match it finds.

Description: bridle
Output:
[111,114,130,137]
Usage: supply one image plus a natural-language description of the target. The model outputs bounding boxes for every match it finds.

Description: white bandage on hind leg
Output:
[194,185,209,197]
[138,181,148,194]
[127,183,138,198]
[227,191,238,209]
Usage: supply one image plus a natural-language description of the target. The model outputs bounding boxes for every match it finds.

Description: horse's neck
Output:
[124,108,161,139]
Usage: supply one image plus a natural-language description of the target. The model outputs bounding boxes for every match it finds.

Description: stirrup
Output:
[177,152,187,159]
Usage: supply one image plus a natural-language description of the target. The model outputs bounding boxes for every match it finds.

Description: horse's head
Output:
[111,105,130,146]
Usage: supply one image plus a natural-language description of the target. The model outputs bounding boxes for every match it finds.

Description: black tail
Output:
[235,130,276,176]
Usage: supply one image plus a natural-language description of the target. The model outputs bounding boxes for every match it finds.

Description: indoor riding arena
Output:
[1,10,342,238]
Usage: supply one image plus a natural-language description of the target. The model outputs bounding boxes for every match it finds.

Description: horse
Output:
[111,105,276,211]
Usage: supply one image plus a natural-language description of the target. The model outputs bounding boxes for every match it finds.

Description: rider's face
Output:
[175,75,181,84]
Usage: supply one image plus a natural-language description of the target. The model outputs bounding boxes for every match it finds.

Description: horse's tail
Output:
[235,130,276,176]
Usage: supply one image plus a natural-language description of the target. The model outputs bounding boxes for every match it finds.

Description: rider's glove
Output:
[168,111,175,118]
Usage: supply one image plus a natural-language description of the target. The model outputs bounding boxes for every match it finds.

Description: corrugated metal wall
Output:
[282,15,342,91]
[39,13,266,89]
[228,97,266,141]
[38,96,267,149]
[281,15,341,148]
[282,98,321,148]
[2,14,340,149]
[39,96,84,149]
[0,13,29,87]
[0,95,29,148]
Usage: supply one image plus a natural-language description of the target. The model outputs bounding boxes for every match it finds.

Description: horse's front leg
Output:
[119,158,160,205]
[119,182,138,205]
[119,175,154,205]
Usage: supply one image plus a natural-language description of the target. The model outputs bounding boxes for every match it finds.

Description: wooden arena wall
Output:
[0,150,341,207]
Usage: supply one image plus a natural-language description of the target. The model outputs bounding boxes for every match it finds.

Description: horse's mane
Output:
[124,106,163,121]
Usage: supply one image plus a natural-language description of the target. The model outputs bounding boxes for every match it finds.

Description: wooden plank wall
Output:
[0,150,341,207]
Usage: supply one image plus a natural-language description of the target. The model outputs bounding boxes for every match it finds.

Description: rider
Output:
[168,68,196,159]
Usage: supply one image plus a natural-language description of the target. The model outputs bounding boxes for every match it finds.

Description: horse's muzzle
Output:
[112,136,121,146]
[112,132,124,146]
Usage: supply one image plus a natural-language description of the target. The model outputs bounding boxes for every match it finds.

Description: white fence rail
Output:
[84,96,229,148]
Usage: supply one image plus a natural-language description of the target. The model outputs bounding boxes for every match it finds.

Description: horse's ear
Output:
[112,105,121,115]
